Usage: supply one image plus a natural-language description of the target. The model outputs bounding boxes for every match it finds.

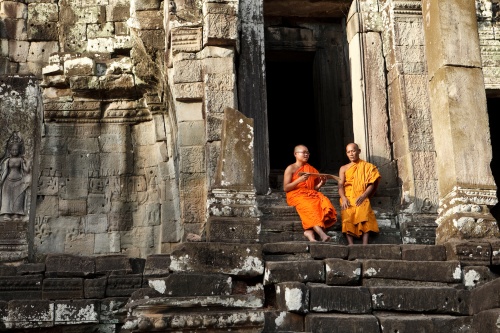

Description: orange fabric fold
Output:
[286,164,337,231]
[340,160,381,237]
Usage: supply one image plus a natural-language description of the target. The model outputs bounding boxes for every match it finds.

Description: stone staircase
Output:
[1,241,500,332]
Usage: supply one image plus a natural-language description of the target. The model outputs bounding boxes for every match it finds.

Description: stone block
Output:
[370,286,469,315]
[106,274,143,297]
[143,254,171,277]
[17,263,45,275]
[100,297,128,324]
[348,244,402,260]
[170,243,263,277]
[107,5,129,21]
[471,308,500,333]
[375,312,472,333]
[309,244,348,259]
[203,2,237,46]
[45,254,95,277]
[204,89,236,114]
[274,282,308,313]
[84,276,107,299]
[264,260,324,285]
[95,255,132,275]
[263,310,304,332]
[309,284,372,314]
[262,242,310,254]
[173,59,202,83]
[401,244,446,261]
[28,23,58,41]
[174,82,204,101]
[325,258,361,286]
[469,278,500,314]
[362,259,462,283]
[171,27,203,54]
[42,278,84,300]
[130,10,163,30]
[54,299,99,324]
[59,199,87,216]
[445,240,492,266]
[463,266,499,290]
[147,273,231,296]
[59,177,89,200]
[305,313,379,332]
[206,217,260,243]
[3,1,28,19]
[5,300,54,329]
[0,275,43,301]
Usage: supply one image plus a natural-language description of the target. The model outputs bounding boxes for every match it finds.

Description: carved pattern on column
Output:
[393,1,422,16]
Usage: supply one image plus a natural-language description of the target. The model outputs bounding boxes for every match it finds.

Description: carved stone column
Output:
[422,0,499,243]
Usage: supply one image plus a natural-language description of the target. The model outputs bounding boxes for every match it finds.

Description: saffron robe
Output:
[286,164,337,231]
[340,159,381,237]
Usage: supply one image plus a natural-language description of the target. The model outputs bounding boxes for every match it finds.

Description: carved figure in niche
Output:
[0,132,31,222]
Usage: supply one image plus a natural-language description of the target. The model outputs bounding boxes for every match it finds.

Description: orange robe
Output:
[340,159,381,237]
[286,164,337,231]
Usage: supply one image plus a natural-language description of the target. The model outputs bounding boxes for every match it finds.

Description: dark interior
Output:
[487,96,500,221]
[266,51,319,172]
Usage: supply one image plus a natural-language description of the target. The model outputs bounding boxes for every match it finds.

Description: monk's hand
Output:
[341,199,350,210]
[355,194,366,206]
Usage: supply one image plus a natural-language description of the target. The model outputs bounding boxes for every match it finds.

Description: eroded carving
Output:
[0,133,31,222]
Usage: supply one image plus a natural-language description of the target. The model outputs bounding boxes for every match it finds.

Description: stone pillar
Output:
[422,0,499,243]
[238,0,270,195]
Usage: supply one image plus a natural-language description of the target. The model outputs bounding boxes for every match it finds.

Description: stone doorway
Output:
[264,19,353,188]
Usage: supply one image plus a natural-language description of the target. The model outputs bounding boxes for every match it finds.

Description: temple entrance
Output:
[264,19,353,186]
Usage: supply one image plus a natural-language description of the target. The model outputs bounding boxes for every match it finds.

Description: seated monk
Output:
[283,145,337,242]
[338,143,381,245]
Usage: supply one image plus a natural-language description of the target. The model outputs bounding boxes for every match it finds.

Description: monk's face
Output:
[346,144,360,162]
[294,146,310,162]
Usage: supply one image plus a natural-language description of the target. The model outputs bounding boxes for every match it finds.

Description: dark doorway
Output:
[487,96,500,221]
[266,51,320,171]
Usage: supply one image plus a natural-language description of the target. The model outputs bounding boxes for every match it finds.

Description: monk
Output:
[283,145,337,242]
[338,143,381,245]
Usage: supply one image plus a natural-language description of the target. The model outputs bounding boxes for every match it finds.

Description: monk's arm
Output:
[283,166,307,192]
[354,179,379,206]
[338,165,349,210]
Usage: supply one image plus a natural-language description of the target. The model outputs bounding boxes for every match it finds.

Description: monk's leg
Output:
[362,232,369,245]
[313,225,331,242]
[345,233,354,245]
[304,229,317,242]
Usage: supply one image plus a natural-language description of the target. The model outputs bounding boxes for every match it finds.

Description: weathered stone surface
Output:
[262,242,310,254]
[309,283,372,314]
[206,217,260,242]
[325,258,361,286]
[263,310,304,332]
[143,254,171,277]
[401,244,446,261]
[264,261,324,285]
[106,274,143,297]
[309,244,348,259]
[45,254,95,277]
[0,275,43,301]
[370,286,469,315]
[445,240,492,266]
[84,276,107,299]
[471,308,500,333]
[469,278,500,314]
[274,282,308,314]
[362,259,461,283]
[375,312,472,333]
[5,300,54,329]
[348,244,402,260]
[95,255,133,275]
[42,278,83,300]
[147,273,231,296]
[54,299,99,324]
[463,266,499,290]
[305,313,380,333]
[169,243,263,277]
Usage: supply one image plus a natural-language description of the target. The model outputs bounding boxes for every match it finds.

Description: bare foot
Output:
[321,235,331,242]
[304,230,317,242]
